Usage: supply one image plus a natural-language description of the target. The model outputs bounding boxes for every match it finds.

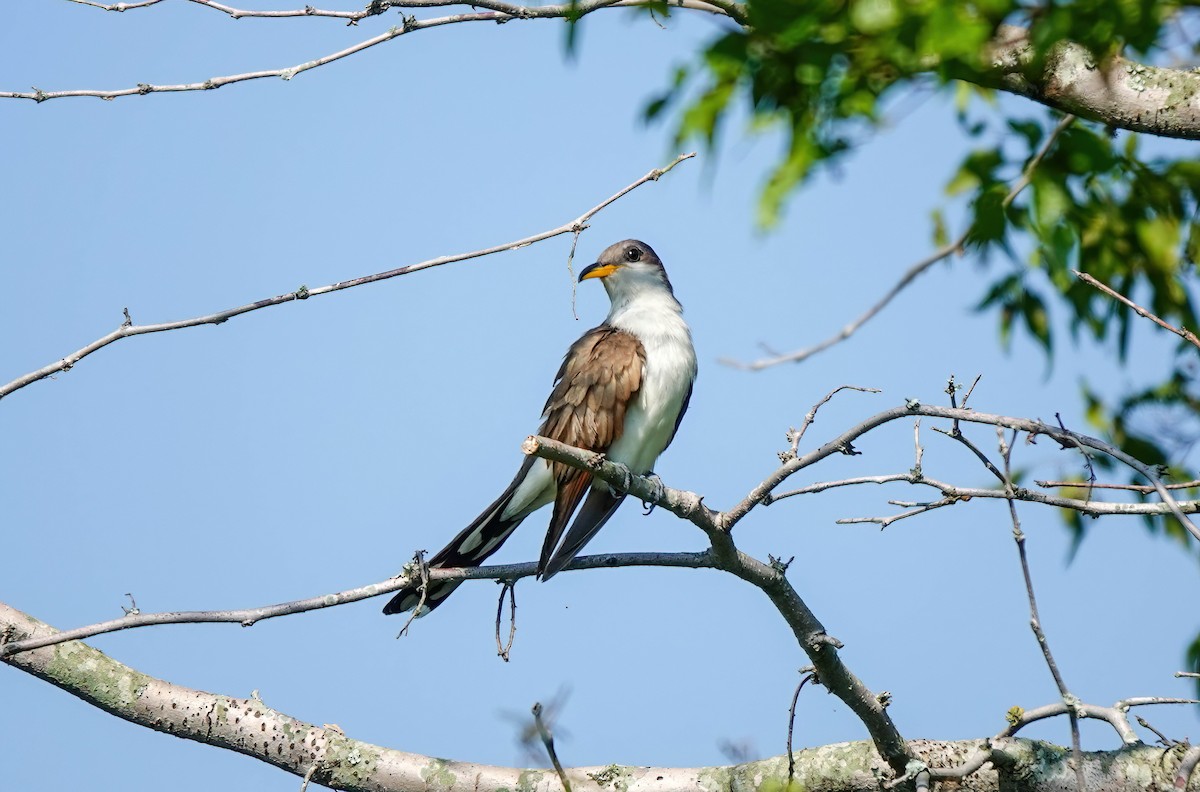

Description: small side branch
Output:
[999,430,1084,792]
[725,116,1074,370]
[0,153,693,401]
[1075,270,1200,351]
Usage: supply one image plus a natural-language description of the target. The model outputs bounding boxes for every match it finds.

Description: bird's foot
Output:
[609,464,633,497]
[641,472,666,515]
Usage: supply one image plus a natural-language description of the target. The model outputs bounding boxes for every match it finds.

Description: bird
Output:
[383,239,697,616]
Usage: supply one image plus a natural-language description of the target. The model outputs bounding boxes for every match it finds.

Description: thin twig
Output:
[960,374,982,409]
[9,1,737,103]
[929,424,1007,484]
[836,498,959,528]
[1076,270,1200,351]
[913,419,923,475]
[725,114,1076,370]
[0,153,694,401]
[532,702,572,792]
[1135,715,1177,746]
[770,471,1200,517]
[790,385,882,455]
[999,429,1085,792]
[495,581,517,662]
[63,0,741,22]
[396,551,430,638]
[1037,479,1200,492]
[786,668,817,779]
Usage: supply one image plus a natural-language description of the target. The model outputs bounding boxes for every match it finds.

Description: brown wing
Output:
[536,325,645,574]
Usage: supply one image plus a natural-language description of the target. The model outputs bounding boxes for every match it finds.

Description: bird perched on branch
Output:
[383,239,697,616]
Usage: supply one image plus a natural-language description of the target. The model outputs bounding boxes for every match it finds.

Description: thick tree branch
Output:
[0,603,1193,792]
[523,436,913,776]
[985,25,1200,140]
[0,153,693,401]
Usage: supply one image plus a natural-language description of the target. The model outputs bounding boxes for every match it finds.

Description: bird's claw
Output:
[641,472,665,515]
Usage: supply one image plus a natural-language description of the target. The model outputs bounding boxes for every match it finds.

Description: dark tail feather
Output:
[540,487,625,581]
[383,460,535,616]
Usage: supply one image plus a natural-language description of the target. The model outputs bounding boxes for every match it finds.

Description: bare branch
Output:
[0,153,693,401]
[780,473,1200,517]
[7,1,737,103]
[836,497,960,528]
[718,403,1200,543]
[786,669,818,779]
[0,605,1183,792]
[521,436,913,775]
[1075,270,1200,351]
[724,116,1075,370]
[0,550,715,658]
[786,385,881,458]
[533,702,572,792]
[998,698,1200,744]
[1037,479,1200,492]
[67,0,740,22]
[999,429,1084,792]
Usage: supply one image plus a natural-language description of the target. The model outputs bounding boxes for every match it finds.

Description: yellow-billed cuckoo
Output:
[384,240,696,616]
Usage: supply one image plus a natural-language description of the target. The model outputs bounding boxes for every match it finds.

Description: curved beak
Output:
[579,261,620,282]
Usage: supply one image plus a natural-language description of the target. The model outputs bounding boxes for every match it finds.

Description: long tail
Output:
[540,486,625,581]
[382,458,537,616]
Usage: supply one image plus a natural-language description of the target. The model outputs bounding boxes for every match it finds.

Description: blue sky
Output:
[2,3,1198,789]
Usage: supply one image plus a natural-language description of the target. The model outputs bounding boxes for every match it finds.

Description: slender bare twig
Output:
[64,0,741,22]
[396,550,430,638]
[495,581,517,662]
[1135,716,1177,746]
[960,374,982,408]
[0,551,715,658]
[65,0,163,8]
[999,429,1085,792]
[725,115,1076,370]
[786,668,817,779]
[836,498,960,528]
[0,153,693,401]
[772,471,1200,517]
[9,0,737,103]
[532,702,572,792]
[913,419,923,474]
[787,385,881,458]
[1037,479,1200,492]
[1076,270,1200,351]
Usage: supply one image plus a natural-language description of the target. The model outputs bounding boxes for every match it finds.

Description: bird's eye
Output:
[624,247,643,262]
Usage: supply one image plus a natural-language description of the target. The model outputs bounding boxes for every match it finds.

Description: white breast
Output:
[604,291,697,474]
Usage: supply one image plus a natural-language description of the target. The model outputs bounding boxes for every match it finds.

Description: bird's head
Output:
[578,240,675,299]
